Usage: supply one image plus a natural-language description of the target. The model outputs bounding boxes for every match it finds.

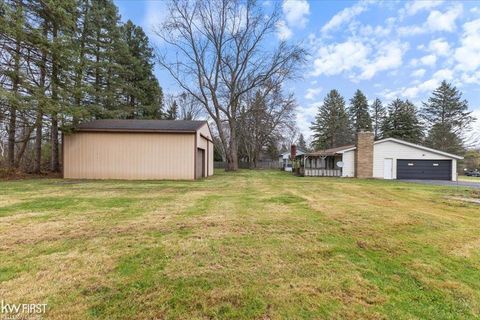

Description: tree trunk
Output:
[14,124,34,168]
[7,2,22,169]
[33,112,43,173]
[7,108,16,168]
[51,115,59,172]
[50,24,60,172]
[226,126,238,171]
[34,23,48,174]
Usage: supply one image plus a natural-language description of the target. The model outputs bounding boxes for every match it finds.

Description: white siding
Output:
[373,140,457,181]
[342,150,355,177]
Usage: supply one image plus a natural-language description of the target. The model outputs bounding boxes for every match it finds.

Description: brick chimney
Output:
[290,144,297,159]
[355,131,374,178]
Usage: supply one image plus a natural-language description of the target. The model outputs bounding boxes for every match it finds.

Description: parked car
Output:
[285,164,293,172]
[465,170,480,177]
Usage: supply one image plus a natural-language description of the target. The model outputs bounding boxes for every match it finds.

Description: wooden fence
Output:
[214,161,280,169]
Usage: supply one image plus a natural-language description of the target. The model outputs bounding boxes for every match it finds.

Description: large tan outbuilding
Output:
[63,120,214,180]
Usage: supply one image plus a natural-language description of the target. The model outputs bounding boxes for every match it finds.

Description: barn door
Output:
[196,148,205,179]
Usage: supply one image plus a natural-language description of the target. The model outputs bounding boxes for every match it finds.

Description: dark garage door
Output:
[397,159,451,180]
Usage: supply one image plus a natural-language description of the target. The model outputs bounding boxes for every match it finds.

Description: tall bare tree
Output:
[237,84,295,167]
[156,0,305,170]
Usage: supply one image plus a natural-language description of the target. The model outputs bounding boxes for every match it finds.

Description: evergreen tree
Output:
[425,123,464,154]
[297,133,307,151]
[422,80,473,153]
[0,0,164,173]
[165,100,178,120]
[349,89,372,132]
[310,90,353,150]
[382,99,423,143]
[370,98,386,140]
[121,20,163,119]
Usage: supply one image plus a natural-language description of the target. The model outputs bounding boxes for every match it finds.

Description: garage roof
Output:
[375,138,464,160]
[75,119,207,133]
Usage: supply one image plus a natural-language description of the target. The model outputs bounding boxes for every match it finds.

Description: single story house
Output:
[63,120,214,180]
[296,131,463,181]
[279,148,305,169]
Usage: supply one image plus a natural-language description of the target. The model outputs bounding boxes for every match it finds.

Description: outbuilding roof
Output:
[75,119,207,133]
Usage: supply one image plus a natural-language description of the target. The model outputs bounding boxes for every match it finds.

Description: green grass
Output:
[459,175,480,182]
[0,170,479,319]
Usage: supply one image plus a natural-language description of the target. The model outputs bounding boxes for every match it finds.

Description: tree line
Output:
[310,81,474,155]
[0,0,163,173]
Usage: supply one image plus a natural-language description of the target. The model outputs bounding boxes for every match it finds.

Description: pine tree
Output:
[349,89,372,132]
[297,134,307,151]
[310,89,353,150]
[1,0,26,168]
[422,81,473,153]
[121,20,163,119]
[165,100,178,120]
[370,98,386,140]
[425,123,464,154]
[382,99,423,143]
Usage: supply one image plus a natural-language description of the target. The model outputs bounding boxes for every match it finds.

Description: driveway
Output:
[401,179,480,189]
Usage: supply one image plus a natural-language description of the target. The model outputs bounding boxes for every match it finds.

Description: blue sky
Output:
[114,0,480,145]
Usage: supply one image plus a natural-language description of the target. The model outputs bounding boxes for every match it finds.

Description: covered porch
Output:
[295,145,355,177]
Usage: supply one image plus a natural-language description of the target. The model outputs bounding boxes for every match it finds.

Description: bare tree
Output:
[177,92,203,120]
[237,84,296,167]
[156,0,305,170]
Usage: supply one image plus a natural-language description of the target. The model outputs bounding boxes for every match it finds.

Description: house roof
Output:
[75,119,207,133]
[374,138,464,160]
[305,145,356,157]
[279,149,306,157]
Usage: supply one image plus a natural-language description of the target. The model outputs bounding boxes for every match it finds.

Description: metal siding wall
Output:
[64,132,195,180]
[208,141,214,176]
[197,123,214,176]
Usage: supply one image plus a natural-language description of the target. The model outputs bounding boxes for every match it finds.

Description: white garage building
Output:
[299,132,463,181]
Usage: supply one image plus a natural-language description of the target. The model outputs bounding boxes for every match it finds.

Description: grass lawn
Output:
[1,170,479,319]
[459,175,480,182]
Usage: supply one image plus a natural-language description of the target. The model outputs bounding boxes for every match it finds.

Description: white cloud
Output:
[426,4,463,32]
[304,87,322,100]
[404,0,444,16]
[276,20,293,40]
[283,0,310,29]
[420,54,437,66]
[412,68,426,78]
[295,104,317,138]
[388,67,453,100]
[311,38,407,80]
[397,25,426,36]
[321,2,368,34]
[398,4,463,37]
[428,38,450,56]
[432,68,453,81]
[359,42,406,80]
[311,40,370,76]
[454,18,480,71]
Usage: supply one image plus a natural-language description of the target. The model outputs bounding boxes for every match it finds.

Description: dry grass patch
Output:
[0,170,479,319]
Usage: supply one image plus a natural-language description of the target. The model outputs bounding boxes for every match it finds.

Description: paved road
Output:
[401,179,480,189]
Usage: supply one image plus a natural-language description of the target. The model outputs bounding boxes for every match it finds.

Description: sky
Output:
[114,0,480,146]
